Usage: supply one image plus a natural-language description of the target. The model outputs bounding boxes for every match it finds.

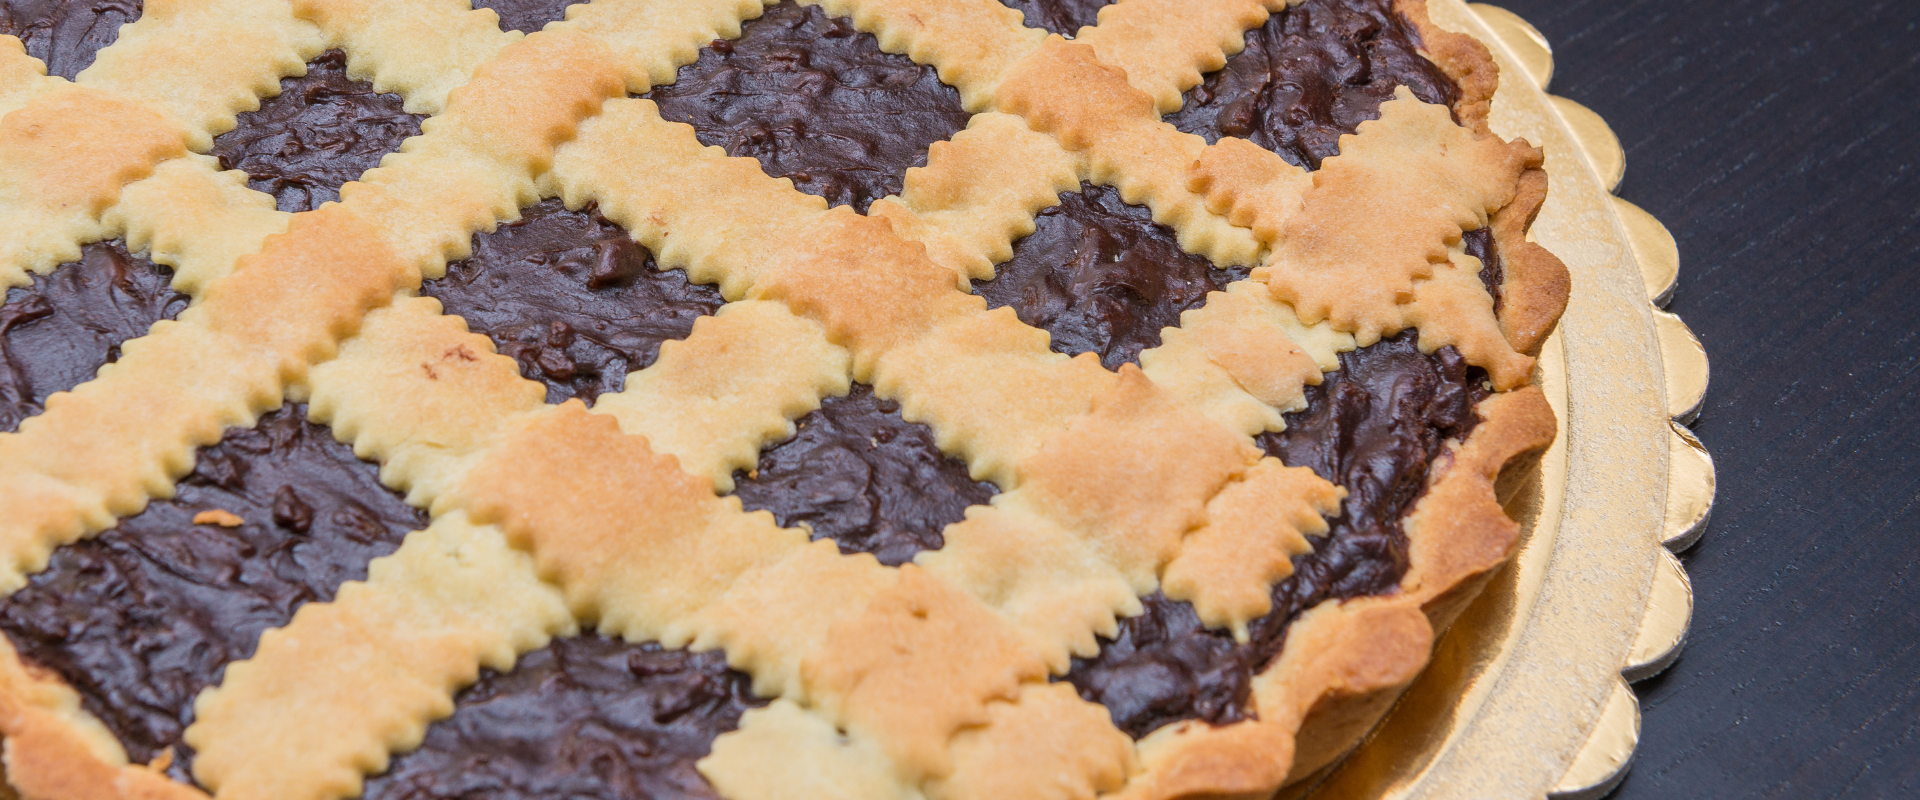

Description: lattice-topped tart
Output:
[0,0,1568,798]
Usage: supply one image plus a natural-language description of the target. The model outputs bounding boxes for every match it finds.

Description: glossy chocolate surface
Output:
[998,0,1111,36]
[646,1,971,213]
[423,199,725,405]
[0,403,427,781]
[0,0,139,80]
[365,636,760,800]
[211,49,423,213]
[470,0,572,33]
[976,182,1246,370]
[1065,332,1491,738]
[0,241,187,433]
[1166,0,1459,169]
[734,383,996,567]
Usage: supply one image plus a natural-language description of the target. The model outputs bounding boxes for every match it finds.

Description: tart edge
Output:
[1112,5,1571,794]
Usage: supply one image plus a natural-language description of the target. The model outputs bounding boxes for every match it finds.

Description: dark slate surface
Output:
[1494,1,1920,796]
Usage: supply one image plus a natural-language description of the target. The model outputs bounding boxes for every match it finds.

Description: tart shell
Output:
[0,2,1594,799]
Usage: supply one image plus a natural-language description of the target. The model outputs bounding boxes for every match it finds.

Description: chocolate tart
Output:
[0,0,1567,799]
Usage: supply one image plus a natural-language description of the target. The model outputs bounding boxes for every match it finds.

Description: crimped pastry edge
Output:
[1119,388,1558,800]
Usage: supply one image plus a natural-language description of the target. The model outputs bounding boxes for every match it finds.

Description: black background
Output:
[1494,1,1919,796]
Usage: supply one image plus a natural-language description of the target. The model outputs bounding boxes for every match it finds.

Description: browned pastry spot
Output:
[211,49,425,213]
[0,0,140,80]
[1064,332,1489,738]
[363,635,762,800]
[975,182,1247,370]
[423,199,724,405]
[1166,0,1459,169]
[0,241,188,433]
[0,403,427,784]
[645,1,971,213]
[998,0,1111,36]
[733,383,996,567]
[470,0,572,34]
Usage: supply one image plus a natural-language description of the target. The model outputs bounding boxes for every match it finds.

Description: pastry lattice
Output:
[0,1,1564,799]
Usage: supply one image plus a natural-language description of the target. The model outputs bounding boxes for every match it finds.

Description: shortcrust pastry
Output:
[0,0,1568,798]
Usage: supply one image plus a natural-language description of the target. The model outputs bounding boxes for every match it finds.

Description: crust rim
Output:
[1117,7,1572,795]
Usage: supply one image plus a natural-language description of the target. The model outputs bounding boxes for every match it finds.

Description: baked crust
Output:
[1401,0,1571,355]
[0,2,1570,800]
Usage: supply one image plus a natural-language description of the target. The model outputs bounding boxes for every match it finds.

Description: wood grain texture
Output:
[1495,1,1920,796]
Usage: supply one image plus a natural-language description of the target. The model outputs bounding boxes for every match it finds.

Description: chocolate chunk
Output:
[271,486,313,533]
[646,1,971,213]
[1463,226,1503,312]
[0,0,141,80]
[976,182,1245,370]
[470,0,572,33]
[1,241,188,433]
[424,200,724,405]
[998,0,1111,36]
[363,636,761,800]
[1063,332,1491,738]
[0,403,428,783]
[212,49,425,213]
[1166,0,1459,169]
[733,383,996,567]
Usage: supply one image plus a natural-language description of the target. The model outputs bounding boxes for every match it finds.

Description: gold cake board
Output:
[1283,4,1715,798]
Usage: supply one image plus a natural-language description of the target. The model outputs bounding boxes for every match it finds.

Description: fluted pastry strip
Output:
[110,154,292,294]
[1193,88,1538,387]
[187,513,574,800]
[867,111,1081,283]
[83,0,322,149]
[0,87,188,284]
[593,300,854,491]
[1073,0,1271,113]
[564,0,771,92]
[0,36,56,116]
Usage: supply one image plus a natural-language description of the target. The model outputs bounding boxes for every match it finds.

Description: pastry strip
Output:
[187,513,574,800]
[1073,0,1271,113]
[83,0,322,149]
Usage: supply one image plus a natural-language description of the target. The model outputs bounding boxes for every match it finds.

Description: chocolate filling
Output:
[0,241,188,433]
[645,1,971,214]
[976,182,1247,370]
[470,0,572,34]
[0,403,427,782]
[733,383,996,567]
[0,0,140,80]
[1166,0,1459,169]
[1064,332,1491,738]
[423,199,725,405]
[998,0,1111,36]
[211,49,424,214]
[364,636,760,800]
[1464,226,1503,312]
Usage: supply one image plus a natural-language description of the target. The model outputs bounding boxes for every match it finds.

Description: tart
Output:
[0,0,1568,798]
